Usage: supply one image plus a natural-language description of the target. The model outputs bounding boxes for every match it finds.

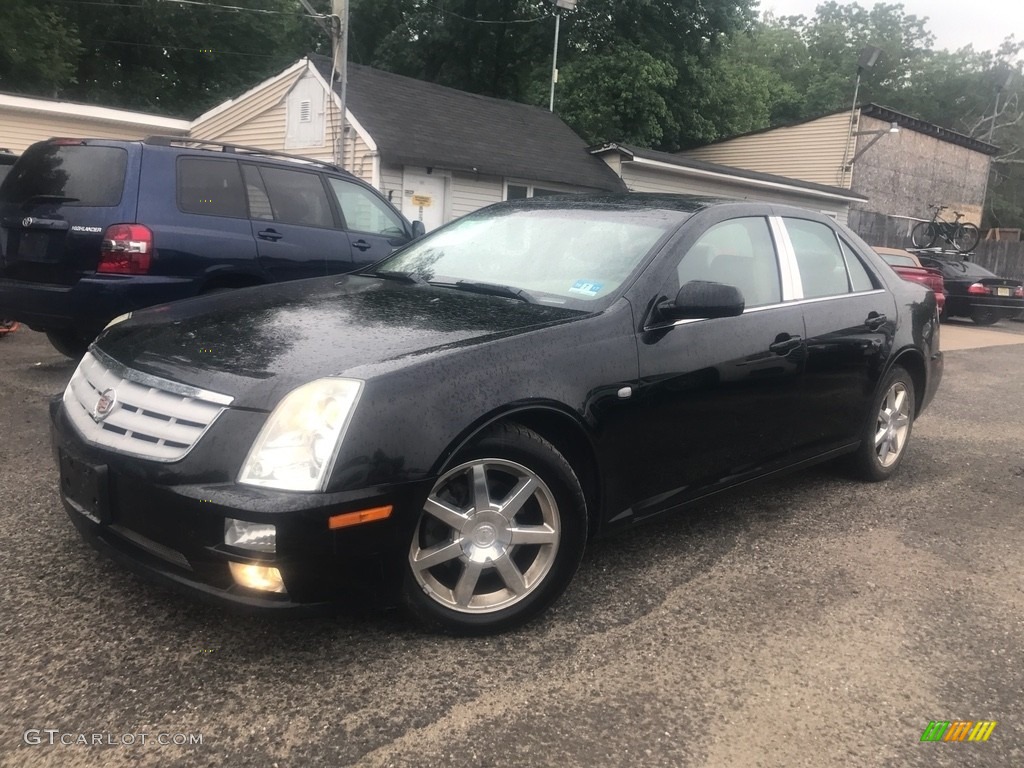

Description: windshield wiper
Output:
[19,195,80,209]
[367,270,427,284]
[436,280,536,303]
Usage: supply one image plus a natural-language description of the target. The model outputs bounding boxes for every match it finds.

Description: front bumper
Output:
[51,397,433,612]
[0,275,198,335]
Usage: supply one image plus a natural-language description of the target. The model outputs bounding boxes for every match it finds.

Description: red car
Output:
[875,247,946,317]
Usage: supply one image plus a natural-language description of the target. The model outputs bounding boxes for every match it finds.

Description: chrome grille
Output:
[63,350,232,462]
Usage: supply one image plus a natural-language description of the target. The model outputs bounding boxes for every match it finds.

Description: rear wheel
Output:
[952,223,980,253]
[403,424,588,634]
[910,222,936,248]
[46,330,92,358]
[971,308,1000,326]
[850,366,915,482]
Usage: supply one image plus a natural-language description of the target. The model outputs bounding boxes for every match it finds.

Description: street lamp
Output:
[547,0,577,112]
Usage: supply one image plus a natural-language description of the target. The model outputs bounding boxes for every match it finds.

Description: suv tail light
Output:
[967,282,990,296]
[98,224,153,274]
[1015,286,1024,298]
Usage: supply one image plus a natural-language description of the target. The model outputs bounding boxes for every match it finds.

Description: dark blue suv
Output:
[0,136,423,356]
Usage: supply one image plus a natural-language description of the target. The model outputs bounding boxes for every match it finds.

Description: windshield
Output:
[374,204,686,307]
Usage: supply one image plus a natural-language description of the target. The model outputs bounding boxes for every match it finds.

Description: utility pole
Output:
[331,0,349,168]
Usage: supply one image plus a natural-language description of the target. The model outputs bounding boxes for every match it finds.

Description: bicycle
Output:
[910,204,981,253]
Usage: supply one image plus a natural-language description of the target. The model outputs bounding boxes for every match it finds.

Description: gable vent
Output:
[299,99,312,123]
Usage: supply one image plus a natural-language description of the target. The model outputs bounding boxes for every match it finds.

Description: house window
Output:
[505,182,568,200]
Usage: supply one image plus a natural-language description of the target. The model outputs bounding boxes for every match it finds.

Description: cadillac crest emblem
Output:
[91,388,117,422]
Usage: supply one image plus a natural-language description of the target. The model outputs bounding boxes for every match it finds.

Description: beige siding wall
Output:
[191,68,303,143]
[380,164,404,201]
[0,110,187,153]
[678,112,856,189]
[621,164,850,225]
[450,173,504,219]
[191,70,375,185]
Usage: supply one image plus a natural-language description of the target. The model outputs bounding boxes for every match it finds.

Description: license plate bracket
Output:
[996,286,1011,297]
[59,450,110,524]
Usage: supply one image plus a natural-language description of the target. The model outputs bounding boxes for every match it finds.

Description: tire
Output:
[952,223,980,253]
[910,222,936,249]
[971,308,1000,326]
[403,423,588,634]
[850,365,915,482]
[46,330,92,359]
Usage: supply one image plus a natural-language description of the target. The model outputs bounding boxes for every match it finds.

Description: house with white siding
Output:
[190,56,626,231]
[0,92,189,153]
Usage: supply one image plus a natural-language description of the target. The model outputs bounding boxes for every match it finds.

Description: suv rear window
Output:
[0,144,127,207]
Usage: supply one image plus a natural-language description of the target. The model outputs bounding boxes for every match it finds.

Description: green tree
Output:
[0,0,81,96]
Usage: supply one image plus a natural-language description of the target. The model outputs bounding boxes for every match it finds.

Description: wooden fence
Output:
[848,210,1024,280]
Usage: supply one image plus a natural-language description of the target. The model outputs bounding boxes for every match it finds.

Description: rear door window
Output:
[253,166,335,228]
[0,144,127,207]
[177,158,247,218]
[784,218,853,299]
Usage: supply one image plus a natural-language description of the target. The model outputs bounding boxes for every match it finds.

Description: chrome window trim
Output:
[768,216,802,300]
[90,345,234,406]
[649,289,887,329]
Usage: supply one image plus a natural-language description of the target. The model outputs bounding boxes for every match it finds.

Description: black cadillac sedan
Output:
[52,196,943,634]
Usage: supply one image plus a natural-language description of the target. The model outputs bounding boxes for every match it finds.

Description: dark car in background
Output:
[917,254,1024,325]
[51,195,942,634]
[0,136,422,357]
[0,149,17,185]
[875,246,945,317]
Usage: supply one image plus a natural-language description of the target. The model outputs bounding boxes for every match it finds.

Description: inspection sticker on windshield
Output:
[569,280,603,297]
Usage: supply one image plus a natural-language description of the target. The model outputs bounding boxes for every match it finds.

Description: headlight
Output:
[238,378,362,492]
[102,311,132,331]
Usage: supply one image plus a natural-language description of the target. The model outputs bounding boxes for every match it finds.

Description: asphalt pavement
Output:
[1,324,1023,768]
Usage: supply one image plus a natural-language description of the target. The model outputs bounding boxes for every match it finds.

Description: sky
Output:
[757,0,1021,56]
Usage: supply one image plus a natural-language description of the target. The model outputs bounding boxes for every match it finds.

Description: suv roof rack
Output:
[144,135,345,174]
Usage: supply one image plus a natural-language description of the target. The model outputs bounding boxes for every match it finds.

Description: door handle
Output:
[865,312,887,330]
[257,229,282,241]
[351,239,372,252]
[768,334,802,355]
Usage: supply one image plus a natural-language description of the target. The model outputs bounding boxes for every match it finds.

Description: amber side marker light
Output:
[328,505,393,530]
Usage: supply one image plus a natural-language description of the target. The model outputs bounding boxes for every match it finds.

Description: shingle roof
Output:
[310,56,625,192]
[592,143,868,203]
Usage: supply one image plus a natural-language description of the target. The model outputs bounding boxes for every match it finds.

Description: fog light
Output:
[229,561,285,593]
[224,519,276,553]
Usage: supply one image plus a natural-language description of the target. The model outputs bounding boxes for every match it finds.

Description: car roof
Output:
[498,193,748,214]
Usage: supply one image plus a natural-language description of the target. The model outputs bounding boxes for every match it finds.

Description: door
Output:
[242,164,353,280]
[624,216,808,517]
[400,167,447,232]
[780,217,895,451]
[326,176,412,267]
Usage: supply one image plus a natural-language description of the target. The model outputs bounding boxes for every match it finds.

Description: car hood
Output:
[95,275,585,409]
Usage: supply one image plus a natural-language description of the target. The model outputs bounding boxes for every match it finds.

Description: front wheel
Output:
[952,223,980,253]
[46,330,92,358]
[403,424,588,634]
[910,221,936,248]
[850,366,915,482]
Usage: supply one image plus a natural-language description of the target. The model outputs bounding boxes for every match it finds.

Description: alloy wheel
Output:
[875,382,911,468]
[409,458,561,613]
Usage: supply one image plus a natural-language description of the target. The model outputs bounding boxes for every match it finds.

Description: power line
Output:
[87,38,281,57]
[53,0,328,18]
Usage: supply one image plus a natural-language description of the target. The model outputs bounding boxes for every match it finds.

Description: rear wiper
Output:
[438,280,536,303]
[20,195,80,209]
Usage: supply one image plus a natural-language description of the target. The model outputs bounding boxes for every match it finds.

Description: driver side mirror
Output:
[655,280,745,322]
[411,220,426,239]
